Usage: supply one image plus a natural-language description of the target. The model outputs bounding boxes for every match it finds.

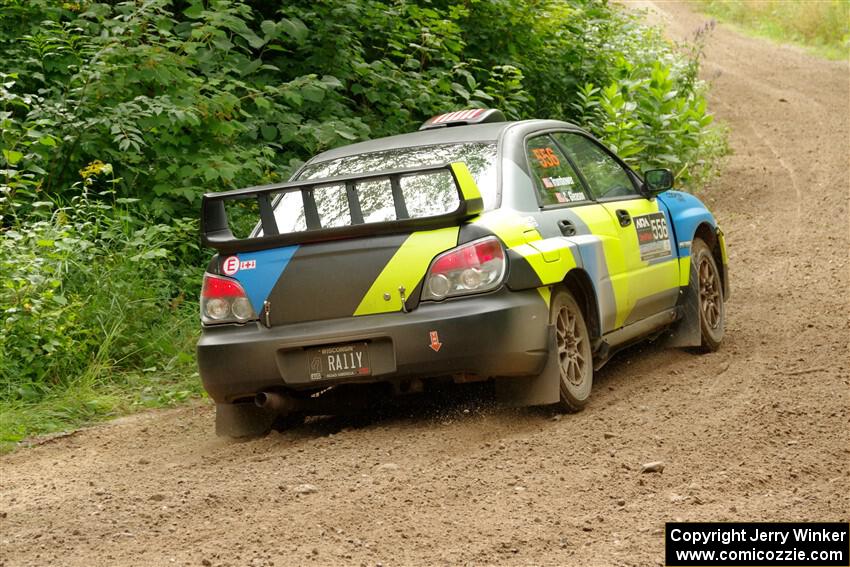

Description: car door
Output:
[522,133,633,334]
[551,132,679,327]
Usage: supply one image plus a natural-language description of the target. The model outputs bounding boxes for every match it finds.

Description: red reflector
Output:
[430,238,504,274]
[202,273,247,298]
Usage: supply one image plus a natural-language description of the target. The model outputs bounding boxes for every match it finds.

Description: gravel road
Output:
[2,2,848,566]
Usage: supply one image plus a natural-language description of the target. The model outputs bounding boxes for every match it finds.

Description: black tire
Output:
[691,238,725,351]
[549,289,593,411]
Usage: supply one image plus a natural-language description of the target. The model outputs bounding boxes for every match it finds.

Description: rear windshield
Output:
[269,143,498,233]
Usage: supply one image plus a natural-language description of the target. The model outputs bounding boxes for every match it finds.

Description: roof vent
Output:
[419,109,506,130]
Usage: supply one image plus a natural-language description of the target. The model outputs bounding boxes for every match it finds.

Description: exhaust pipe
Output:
[254,387,376,416]
[255,391,296,413]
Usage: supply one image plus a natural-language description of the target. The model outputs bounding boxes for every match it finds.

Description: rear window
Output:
[269,143,498,233]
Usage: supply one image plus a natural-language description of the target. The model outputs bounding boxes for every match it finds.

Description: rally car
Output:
[197,109,729,437]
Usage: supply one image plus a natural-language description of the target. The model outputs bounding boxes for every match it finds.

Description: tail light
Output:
[421,236,506,301]
[200,273,257,325]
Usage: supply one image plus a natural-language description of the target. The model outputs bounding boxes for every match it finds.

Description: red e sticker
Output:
[222,256,240,276]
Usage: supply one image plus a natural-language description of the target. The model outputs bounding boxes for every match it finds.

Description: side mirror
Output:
[643,168,673,195]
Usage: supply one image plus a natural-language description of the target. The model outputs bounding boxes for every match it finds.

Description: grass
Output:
[0,292,204,453]
[0,195,206,453]
[696,0,850,60]
[0,302,203,453]
[0,367,204,453]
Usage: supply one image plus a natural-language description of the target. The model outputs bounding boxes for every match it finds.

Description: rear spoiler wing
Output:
[201,162,484,254]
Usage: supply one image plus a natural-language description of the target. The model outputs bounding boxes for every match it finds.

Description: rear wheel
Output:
[691,238,725,351]
[550,289,593,411]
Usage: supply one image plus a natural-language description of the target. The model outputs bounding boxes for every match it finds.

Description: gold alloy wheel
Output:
[698,256,722,330]
[555,303,587,387]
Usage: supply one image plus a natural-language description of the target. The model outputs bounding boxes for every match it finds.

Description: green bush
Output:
[0,177,201,443]
[1,0,721,221]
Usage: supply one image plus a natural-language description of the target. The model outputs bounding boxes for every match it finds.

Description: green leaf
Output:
[335,127,358,141]
[237,30,266,49]
[301,85,325,103]
[212,36,234,51]
[278,18,309,42]
[260,20,276,39]
[38,136,56,147]
[278,124,298,143]
[202,167,219,182]
[450,83,470,100]
[254,96,271,110]
[183,3,203,18]
[656,153,681,164]
[282,91,303,107]
[240,59,262,77]
[321,75,343,89]
[260,125,277,141]
[2,150,23,165]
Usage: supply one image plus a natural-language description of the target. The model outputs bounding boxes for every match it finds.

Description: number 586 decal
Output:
[531,147,561,168]
[634,212,672,261]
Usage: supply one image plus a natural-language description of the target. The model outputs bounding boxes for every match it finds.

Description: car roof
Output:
[305,119,581,164]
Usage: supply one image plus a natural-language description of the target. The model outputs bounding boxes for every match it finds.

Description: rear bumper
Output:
[197,288,550,403]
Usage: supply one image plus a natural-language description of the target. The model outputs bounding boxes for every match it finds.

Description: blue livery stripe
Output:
[231,246,299,312]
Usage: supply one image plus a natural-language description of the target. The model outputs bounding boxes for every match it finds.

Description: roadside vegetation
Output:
[696,0,849,60]
[0,0,724,449]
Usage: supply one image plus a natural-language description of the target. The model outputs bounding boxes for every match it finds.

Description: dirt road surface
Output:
[2,3,848,566]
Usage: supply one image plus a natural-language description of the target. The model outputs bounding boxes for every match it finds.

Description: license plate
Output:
[307,342,371,380]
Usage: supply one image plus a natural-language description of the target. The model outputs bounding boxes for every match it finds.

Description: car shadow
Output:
[263,336,692,445]
[268,380,551,441]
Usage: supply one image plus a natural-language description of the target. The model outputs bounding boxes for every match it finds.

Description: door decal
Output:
[633,213,672,261]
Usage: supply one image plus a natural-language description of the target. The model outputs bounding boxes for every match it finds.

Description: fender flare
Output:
[665,221,728,348]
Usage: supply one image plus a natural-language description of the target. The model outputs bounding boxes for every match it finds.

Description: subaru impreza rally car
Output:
[197,109,728,437]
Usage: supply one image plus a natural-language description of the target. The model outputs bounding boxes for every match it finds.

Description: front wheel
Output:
[550,289,593,411]
[691,238,725,351]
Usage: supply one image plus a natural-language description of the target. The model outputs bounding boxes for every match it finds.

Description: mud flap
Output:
[215,402,276,438]
[495,326,560,407]
[662,262,702,348]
